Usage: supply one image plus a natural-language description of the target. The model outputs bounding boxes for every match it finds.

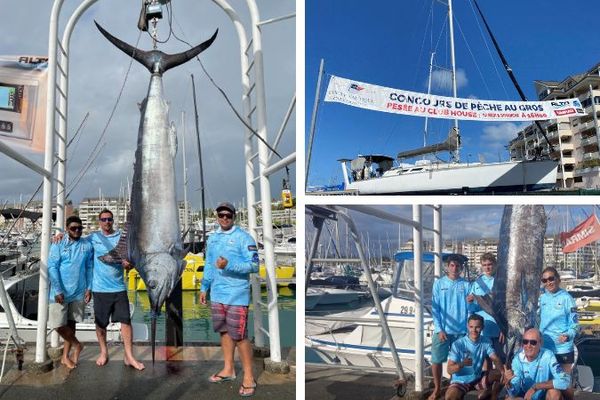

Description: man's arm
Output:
[47,242,64,298]
[200,237,215,293]
[431,279,443,333]
[224,233,259,274]
[84,243,93,302]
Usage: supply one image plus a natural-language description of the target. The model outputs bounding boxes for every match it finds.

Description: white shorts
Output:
[48,300,85,329]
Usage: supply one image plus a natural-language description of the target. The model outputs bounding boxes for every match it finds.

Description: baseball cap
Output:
[216,202,236,214]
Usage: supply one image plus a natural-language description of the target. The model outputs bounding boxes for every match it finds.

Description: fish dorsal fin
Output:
[98,224,129,265]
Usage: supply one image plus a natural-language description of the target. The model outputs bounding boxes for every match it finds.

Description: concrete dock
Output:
[306,366,600,400]
[0,344,295,400]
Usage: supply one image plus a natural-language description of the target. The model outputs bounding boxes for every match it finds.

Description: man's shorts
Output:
[48,300,85,329]
[555,351,575,364]
[448,373,490,395]
[210,302,249,341]
[431,333,464,364]
[92,291,131,329]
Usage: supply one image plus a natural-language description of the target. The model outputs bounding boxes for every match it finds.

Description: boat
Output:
[306,288,325,311]
[0,268,148,343]
[305,252,467,373]
[126,253,295,291]
[340,154,558,195]
[308,1,560,195]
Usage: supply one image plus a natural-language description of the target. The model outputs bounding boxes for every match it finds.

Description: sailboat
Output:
[309,1,559,195]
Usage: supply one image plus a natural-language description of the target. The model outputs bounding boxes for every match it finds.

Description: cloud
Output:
[478,122,529,160]
[430,68,468,92]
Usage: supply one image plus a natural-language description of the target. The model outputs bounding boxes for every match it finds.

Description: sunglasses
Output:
[541,276,556,283]
[522,339,538,346]
[217,213,233,219]
[99,217,114,222]
[68,226,83,232]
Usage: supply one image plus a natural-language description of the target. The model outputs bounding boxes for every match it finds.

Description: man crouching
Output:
[445,314,504,400]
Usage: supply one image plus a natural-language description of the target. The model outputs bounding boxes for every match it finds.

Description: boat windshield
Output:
[392,259,435,305]
[7,273,39,320]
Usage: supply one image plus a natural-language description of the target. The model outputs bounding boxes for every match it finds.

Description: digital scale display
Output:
[0,83,23,113]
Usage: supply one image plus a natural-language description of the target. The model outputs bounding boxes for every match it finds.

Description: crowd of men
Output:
[429,253,578,400]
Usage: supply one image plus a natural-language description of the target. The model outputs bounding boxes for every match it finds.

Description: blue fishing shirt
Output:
[508,348,570,399]
[201,226,259,306]
[89,230,126,293]
[432,276,470,334]
[448,335,496,384]
[48,236,93,303]
[538,288,578,354]
[468,274,501,338]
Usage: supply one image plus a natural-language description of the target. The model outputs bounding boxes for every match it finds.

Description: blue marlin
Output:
[95,21,217,363]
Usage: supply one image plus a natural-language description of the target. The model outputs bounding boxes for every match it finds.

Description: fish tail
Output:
[94,21,217,75]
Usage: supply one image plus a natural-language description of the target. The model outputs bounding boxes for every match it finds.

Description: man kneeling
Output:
[446,314,504,400]
[504,328,570,400]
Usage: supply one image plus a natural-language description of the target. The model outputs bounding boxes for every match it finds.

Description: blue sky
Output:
[305,0,600,187]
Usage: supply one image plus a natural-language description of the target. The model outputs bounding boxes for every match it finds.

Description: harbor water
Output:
[130,287,296,347]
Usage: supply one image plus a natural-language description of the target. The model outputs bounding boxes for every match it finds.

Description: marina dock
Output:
[0,344,296,399]
[306,366,600,400]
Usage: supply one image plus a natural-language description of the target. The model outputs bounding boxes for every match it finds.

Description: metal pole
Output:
[413,205,424,392]
[181,111,189,241]
[447,0,460,161]
[590,84,600,161]
[211,0,264,348]
[305,216,325,293]
[246,0,281,363]
[306,59,325,184]
[36,0,65,364]
[190,75,206,250]
[433,205,442,278]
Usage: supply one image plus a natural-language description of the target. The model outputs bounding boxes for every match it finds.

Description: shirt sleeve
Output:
[224,232,259,274]
[432,279,442,333]
[84,241,93,291]
[201,236,215,293]
[48,242,64,295]
[510,356,524,394]
[467,281,481,313]
[565,294,579,341]
[447,340,460,363]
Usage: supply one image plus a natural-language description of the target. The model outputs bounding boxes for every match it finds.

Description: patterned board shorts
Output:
[448,373,490,394]
[210,302,249,341]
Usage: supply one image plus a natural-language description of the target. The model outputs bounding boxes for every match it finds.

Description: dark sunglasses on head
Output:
[541,276,556,283]
[522,339,538,346]
[217,213,233,219]
[99,217,114,222]
[68,226,83,232]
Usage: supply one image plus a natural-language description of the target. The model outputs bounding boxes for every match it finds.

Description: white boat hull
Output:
[347,159,557,194]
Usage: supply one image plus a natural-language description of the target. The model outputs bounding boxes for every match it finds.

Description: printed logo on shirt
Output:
[555,302,563,310]
[252,253,259,263]
[248,245,257,251]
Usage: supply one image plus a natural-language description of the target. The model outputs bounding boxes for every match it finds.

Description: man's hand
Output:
[199,291,207,305]
[466,294,475,303]
[55,293,64,304]
[122,259,134,272]
[438,331,447,342]
[51,232,64,244]
[524,386,537,400]
[462,356,473,367]
[558,334,569,343]
[216,256,228,269]
[503,369,514,385]
[84,290,92,304]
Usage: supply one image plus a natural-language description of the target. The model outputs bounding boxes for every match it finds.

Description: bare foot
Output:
[124,355,145,371]
[61,356,76,370]
[72,343,84,365]
[96,353,109,367]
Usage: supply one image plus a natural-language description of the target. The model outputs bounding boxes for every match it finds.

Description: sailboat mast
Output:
[181,111,189,243]
[447,0,460,162]
[424,52,436,148]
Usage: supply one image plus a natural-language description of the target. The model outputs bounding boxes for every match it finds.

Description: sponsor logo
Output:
[348,83,364,92]
[564,225,596,247]
[555,108,576,116]
[550,100,572,108]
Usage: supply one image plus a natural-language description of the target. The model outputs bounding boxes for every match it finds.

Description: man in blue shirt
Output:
[504,328,570,400]
[48,215,93,369]
[90,209,144,370]
[467,252,505,362]
[200,202,259,397]
[429,255,471,400]
[446,314,504,400]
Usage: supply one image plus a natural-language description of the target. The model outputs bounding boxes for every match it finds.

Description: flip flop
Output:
[239,380,257,397]
[208,373,237,383]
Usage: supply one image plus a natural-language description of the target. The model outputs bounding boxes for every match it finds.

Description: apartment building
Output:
[509,62,600,189]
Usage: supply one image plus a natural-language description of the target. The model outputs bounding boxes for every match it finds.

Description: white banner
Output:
[324,75,586,122]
